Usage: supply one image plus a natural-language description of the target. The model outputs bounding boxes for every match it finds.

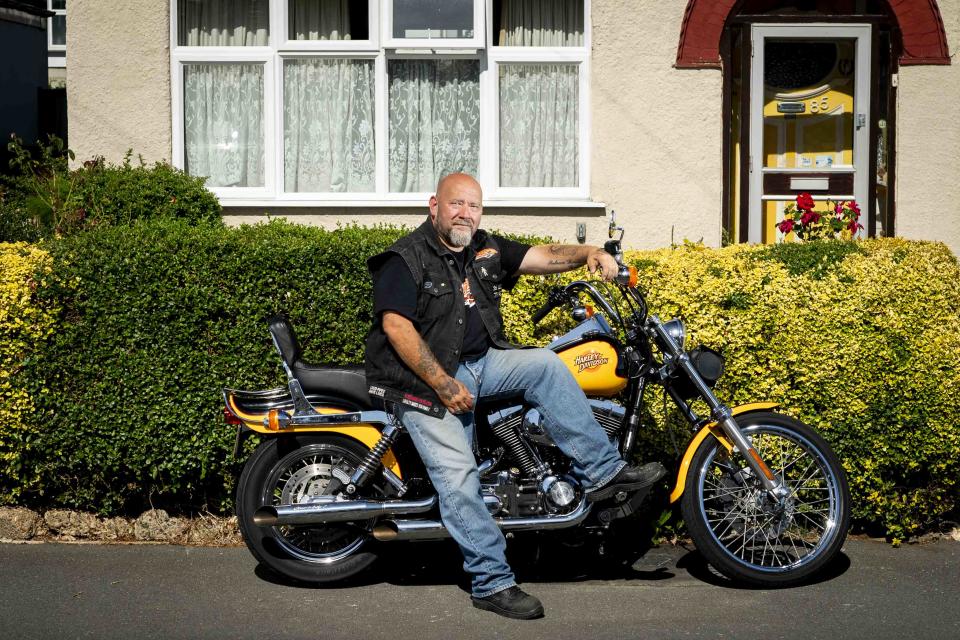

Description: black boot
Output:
[587,462,667,502]
[471,586,544,620]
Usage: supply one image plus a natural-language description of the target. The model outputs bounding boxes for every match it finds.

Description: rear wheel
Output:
[681,412,850,587]
[236,434,383,583]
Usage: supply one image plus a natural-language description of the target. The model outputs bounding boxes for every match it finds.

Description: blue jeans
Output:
[397,347,626,597]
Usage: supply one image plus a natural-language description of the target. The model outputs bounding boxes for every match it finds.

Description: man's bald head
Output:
[429,173,483,251]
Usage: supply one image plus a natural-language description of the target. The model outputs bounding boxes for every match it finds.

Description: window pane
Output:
[392,0,473,39]
[496,0,583,46]
[289,0,368,40]
[389,59,479,192]
[51,0,66,10]
[284,59,375,192]
[178,0,269,46]
[499,64,578,187]
[183,64,264,187]
[51,15,66,45]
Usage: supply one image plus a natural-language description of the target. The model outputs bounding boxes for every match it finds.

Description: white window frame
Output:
[170,0,594,206]
[383,0,484,50]
[47,0,66,67]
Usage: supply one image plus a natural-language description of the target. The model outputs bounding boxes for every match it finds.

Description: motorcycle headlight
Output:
[662,318,686,350]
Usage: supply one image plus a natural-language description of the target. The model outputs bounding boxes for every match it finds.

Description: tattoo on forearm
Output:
[547,244,581,258]
[547,259,578,266]
[414,340,441,381]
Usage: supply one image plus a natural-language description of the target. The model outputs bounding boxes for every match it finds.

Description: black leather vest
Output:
[365,219,516,415]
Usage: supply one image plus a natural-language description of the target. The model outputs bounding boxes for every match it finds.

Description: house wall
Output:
[225,2,725,249]
[64,1,956,255]
[590,2,724,249]
[896,3,960,255]
[67,0,171,165]
[0,19,47,144]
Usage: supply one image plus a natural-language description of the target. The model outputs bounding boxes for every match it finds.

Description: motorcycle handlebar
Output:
[531,301,555,325]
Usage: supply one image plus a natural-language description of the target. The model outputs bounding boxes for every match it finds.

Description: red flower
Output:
[800,211,821,227]
[834,202,844,215]
[778,219,795,234]
[847,200,861,218]
[796,192,816,211]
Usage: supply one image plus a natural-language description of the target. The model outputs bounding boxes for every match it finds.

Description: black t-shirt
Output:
[372,235,530,362]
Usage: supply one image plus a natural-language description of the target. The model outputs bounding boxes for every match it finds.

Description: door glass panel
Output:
[762,39,856,170]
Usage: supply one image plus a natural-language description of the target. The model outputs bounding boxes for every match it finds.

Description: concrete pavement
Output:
[0,537,957,640]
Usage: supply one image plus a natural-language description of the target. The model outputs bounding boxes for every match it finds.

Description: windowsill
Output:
[218,198,606,209]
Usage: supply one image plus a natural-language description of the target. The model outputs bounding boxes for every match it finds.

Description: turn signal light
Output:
[615,265,638,287]
[584,305,595,318]
[266,409,280,431]
[223,407,243,426]
[265,409,292,431]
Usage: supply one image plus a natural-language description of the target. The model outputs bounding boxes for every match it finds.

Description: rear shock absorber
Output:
[489,412,550,478]
[347,420,402,494]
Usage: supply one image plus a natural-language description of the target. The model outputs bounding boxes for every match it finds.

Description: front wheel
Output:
[236,434,384,583]
[681,412,850,587]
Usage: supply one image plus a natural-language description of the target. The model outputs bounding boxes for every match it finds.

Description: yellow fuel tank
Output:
[553,337,627,397]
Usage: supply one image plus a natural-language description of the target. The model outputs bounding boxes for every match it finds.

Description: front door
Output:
[748,24,871,243]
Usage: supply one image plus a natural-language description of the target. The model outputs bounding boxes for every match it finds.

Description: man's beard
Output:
[446,225,473,247]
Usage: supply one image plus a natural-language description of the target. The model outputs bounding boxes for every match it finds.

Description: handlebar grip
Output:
[531,302,554,325]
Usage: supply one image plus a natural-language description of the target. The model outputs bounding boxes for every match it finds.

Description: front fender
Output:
[668,402,779,504]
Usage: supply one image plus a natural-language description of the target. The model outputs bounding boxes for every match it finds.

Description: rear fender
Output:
[226,392,402,477]
[668,402,779,504]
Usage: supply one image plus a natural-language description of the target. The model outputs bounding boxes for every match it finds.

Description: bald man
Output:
[364,173,665,619]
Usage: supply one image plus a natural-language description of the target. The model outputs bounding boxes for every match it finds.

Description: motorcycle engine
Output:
[479,399,625,517]
[521,399,626,446]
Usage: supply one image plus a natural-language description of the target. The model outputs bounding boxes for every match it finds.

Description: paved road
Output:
[0,537,957,640]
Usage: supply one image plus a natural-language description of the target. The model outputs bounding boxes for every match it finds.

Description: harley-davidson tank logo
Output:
[574,351,609,373]
[475,248,499,260]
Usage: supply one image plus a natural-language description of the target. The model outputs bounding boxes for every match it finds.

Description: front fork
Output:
[650,319,789,500]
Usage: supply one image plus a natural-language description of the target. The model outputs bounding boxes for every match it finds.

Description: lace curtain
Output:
[499,64,578,187]
[183,64,265,187]
[388,60,480,192]
[284,59,375,192]
[498,0,584,47]
[178,0,269,46]
[289,0,352,41]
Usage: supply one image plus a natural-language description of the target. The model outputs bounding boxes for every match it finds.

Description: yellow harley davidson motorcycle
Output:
[223,222,850,588]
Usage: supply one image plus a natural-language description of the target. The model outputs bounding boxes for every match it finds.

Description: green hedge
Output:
[1,137,221,242]
[3,220,959,541]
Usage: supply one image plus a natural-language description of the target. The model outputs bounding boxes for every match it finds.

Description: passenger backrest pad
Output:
[267,315,302,370]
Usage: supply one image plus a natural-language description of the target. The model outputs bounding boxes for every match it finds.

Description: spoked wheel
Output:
[681,412,850,587]
[237,435,385,583]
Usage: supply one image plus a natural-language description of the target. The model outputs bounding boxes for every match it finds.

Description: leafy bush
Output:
[15,219,404,514]
[1,136,221,241]
[0,243,59,501]
[4,223,959,541]
[616,239,959,543]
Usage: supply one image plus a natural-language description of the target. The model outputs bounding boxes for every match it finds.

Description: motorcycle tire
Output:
[236,434,382,584]
[681,411,850,587]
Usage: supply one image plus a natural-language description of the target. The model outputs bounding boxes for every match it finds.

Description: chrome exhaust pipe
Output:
[253,495,437,527]
[373,498,593,542]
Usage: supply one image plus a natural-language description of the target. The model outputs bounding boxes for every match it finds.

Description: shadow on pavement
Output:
[676,547,852,589]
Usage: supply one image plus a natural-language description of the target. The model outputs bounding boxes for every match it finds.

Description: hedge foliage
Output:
[0,243,59,501]
[1,137,221,241]
[3,221,959,541]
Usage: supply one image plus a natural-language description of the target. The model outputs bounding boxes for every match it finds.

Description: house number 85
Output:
[809,96,829,113]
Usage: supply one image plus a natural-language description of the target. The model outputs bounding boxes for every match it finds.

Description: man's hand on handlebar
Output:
[587,247,620,282]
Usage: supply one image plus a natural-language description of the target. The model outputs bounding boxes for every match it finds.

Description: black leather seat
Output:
[267,316,374,411]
